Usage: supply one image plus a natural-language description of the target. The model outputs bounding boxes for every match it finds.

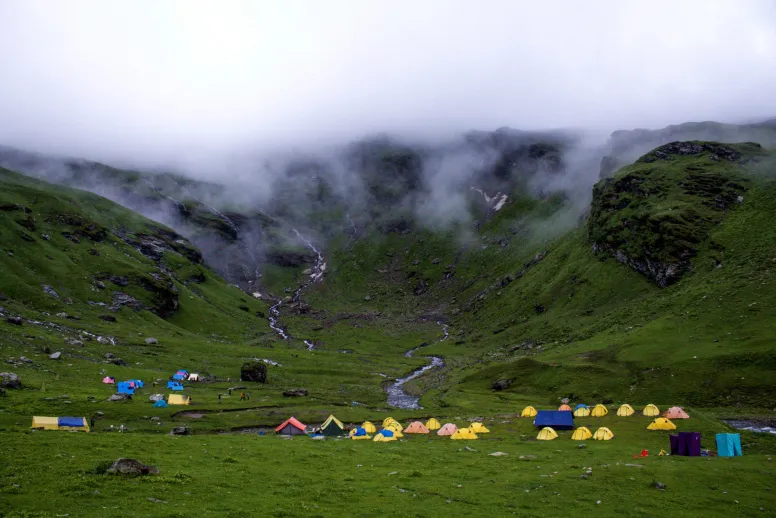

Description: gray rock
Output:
[144,337,158,345]
[94,411,105,418]
[49,352,62,360]
[5,316,23,326]
[652,481,666,490]
[95,280,106,289]
[170,426,190,435]
[150,416,160,421]
[56,312,68,318]
[105,458,159,476]
[431,258,441,264]
[491,379,511,391]
[42,285,59,298]
[104,353,115,359]
[149,393,164,402]
[18,356,32,364]
[282,388,308,397]
[0,372,22,389]
[108,393,131,402]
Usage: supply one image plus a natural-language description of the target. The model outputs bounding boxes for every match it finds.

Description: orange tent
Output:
[663,407,690,419]
[558,404,572,411]
[404,421,430,434]
[275,417,306,435]
[437,423,458,436]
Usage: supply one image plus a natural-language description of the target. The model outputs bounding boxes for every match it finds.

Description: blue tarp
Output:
[153,400,168,408]
[377,429,394,437]
[58,417,85,427]
[716,433,742,457]
[533,410,574,429]
[574,404,588,410]
[171,385,184,391]
[117,382,135,395]
[351,427,367,436]
[167,381,182,389]
[172,374,186,380]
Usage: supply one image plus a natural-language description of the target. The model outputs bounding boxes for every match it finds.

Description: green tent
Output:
[321,415,345,436]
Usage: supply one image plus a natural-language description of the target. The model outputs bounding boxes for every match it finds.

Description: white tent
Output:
[188,373,199,381]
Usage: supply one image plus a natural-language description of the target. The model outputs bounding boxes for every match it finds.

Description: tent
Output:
[187,373,199,381]
[616,404,635,417]
[321,415,345,436]
[664,407,690,419]
[117,382,134,395]
[361,421,377,434]
[276,417,306,435]
[128,379,144,388]
[450,428,478,440]
[405,421,430,434]
[558,404,572,411]
[642,404,661,417]
[716,433,743,457]
[647,417,676,431]
[592,427,614,440]
[167,394,191,405]
[384,422,404,434]
[153,399,168,408]
[349,427,371,440]
[31,416,60,431]
[426,418,441,430]
[671,432,701,456]
[521,406,538,417]
[571,426,592,440]
[382,417,401,429]
[536,427,558,441]
[469,422,490,433]
[437,423,458,436]
[590,404,608,417]
[167,381,183,390]
[373,429,397,442]
[533,410,574,430]
[573,405,590,417]
[102,376,115,384]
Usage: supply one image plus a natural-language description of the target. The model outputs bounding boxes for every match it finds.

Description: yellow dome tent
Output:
[382,417,401,430]
[349,428,372,440]
[647,417,676,431]
[373,432,397,442]
[385,422,404,437]
[537,427,558,441]
[521,406,538,417]
[426,418,441,430]
[469,422,490,433]
[593,427,614,440]
[573,406,590,417]
[450,428,479,440]
[590,404,608,417]
[616,404,635,417]
[571,426,592,440]
[642,404,661,417]
[361,421,377,434]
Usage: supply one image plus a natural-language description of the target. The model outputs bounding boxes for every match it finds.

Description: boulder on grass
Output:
[282,388,308,397]
[108,393,131,402]
[105,458,159,476]
[240,361,267,383]
[171,426,190,435]
[0,372,21,389]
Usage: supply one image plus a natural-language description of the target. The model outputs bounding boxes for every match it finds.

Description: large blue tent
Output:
[117,382,135,395]
[716,433,742,457]
[533,410,574,430]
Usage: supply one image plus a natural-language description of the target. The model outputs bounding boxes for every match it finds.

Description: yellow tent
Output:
[361,421,377,434]
[348,428,372,440]
[426,418,441,430]
[382,417,401,429]
[573,406,590,417]
[647,417,676,431]
[643,404,661,417]
[571,426,592,440]
[616,404,635,417]
[469,422,490,433]
[536,427,558,441]
[590,404,608,417]
[385,422,404,436]
[373,432,397,442]
[593,427,614,440]
[31,416,60,430]
[167,394,190,405]
[521,406,538,417]
[450,428,478,440]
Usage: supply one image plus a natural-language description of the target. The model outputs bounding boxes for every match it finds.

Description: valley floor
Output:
[1,411,775,517]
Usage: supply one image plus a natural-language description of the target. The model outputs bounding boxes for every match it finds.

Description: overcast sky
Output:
[1,0,775,168]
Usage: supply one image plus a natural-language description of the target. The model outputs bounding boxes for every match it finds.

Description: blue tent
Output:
[533,410,574,430]
[153,400,168,408]
[172,373,186,380]
[716,433,742,457]
[377,429,395,437]
[117,382,135,395]
[351,427,367,437]
[574,404,588,410]
[128,379,144,388]
[167,381,183,389]
[171,385,184,391]
[58,416,87,428]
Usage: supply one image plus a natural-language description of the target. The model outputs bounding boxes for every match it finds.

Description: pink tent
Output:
[102,376,115,384]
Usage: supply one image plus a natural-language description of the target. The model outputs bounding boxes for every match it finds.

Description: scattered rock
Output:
[149,394,164,402]
[42,285,59,298]
[148,498,167,504]
[109,276,129,287]
[519,455,537,460]
[41,234,50,240]
[95,280,106,290]
[464,446,477,452]
[49,352,62,360]
[64,337,84,347]
[431,258,441,264]
[94,411,105,418]
[144,337,158,345]
[110,358,127,366]
[580,474,588,480]
[240,361,267,383]
[652,481,667,490]
[150,417,160,422]
[108,393,131,402]
[170,426,190,435]
[99,315,117,323]
[6,316,23,326]
[488,452,508,456]
[104,353,115,359]
[491,379,512,391]
[578,444,586,449]
[18,356,32,364]
[56,312,68,318]
[105,458,159,476]
[282,388,308,397]
[0,372,22,389]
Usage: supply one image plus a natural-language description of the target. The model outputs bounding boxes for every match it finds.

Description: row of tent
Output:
[522,404,690,419]
[31,416,90,432]
[275,416,491,440]
[537,426,615,441]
